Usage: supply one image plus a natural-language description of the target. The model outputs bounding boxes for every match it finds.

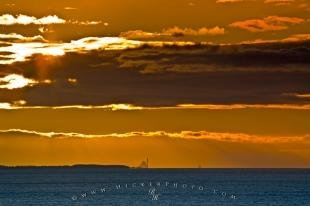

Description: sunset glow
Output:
[0,0,309,168]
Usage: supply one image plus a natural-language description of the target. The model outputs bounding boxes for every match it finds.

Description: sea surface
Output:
[0,168,309,206]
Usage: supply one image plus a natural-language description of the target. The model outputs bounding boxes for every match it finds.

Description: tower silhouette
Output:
[138,157,149,168]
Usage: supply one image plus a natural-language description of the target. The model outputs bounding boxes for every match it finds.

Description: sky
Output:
[0,0,309,167]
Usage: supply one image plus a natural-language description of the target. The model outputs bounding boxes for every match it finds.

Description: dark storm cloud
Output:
[117,40,310,73]
[0,40,309,106]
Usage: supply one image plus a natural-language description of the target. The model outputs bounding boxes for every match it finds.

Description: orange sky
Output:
[0,0,309,167]
[0,106,309,167]
[1,135,310,168]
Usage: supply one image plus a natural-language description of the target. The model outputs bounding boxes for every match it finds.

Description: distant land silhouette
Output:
[0,164,130,169]
[0,158,151,169]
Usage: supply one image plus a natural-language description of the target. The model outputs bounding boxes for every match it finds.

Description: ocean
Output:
[0,168,309,205]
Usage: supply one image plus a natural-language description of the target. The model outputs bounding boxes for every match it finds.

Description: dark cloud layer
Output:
[0,40,309,106]
[117,41,310,73]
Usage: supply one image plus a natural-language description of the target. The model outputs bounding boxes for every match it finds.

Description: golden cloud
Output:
[216,0,294,5]
[0,102,309,110]
[67,78,78,85]
[0,128,308,144]
[0,74,38,89]
[64,7,77,10]
[216,0,249,3]
[0,33,46,42]
[281,33,310,42]
[230,16,305,32]
[176,104,310,110]
[284,93,310,99]
[0,103,13,109]
[0,35,198,65]
[0,14,101,26]
[120,26,225,39]
[238,33,310,44]
[163,26,225,36]
[264,0,295,5]
[0,37,141,64]
[0,100,27,109]
[0,103,144,110]
[0,14,65,25]
[0,32,309,66]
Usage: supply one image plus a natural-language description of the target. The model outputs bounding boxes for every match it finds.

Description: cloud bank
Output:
[0,33,309,106]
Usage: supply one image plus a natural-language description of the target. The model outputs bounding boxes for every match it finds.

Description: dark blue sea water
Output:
[0,168,309,206]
